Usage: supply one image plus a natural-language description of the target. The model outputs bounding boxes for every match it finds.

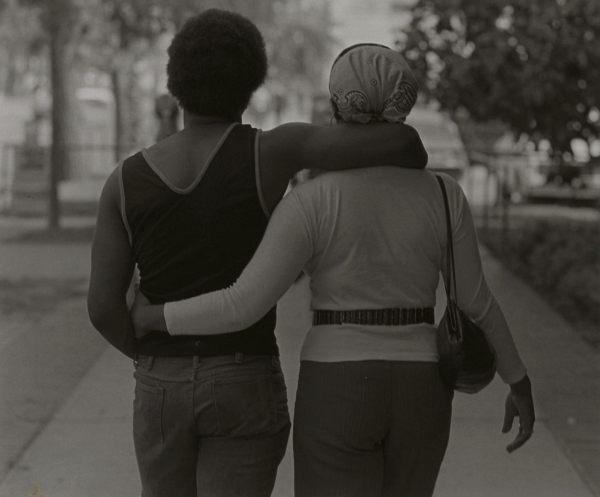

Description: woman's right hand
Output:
[502,374,535,453]
[131,287,167,338]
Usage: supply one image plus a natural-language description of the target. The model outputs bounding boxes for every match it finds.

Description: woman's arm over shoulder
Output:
[439,174,527,384]
[164,190,315,335]
[87,167,137,358]
[258,122,427,213]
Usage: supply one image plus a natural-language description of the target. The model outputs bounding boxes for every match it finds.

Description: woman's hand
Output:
[130,287,164,339]
[502,374,535,453]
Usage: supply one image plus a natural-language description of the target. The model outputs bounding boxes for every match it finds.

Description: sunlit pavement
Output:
[0,227,598,496]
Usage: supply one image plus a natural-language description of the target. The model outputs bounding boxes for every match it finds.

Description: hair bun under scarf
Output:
[329,44,418,124]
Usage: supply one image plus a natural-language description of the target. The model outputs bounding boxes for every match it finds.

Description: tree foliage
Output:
[77,0,186,160]
[15,0,80,227]
[76,0,332,156]
[399,0,600,154]
[0,0,45,95]
[196,0,334,97]
[266,1,334,94]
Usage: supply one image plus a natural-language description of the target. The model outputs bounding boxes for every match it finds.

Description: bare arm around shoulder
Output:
[259,122,427,212]
[131,190,312,336]
[87,168,137,358]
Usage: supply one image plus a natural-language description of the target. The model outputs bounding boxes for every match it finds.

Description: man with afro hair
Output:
[88,8,428,497]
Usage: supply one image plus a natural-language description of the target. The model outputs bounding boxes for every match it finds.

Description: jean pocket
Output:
[213,374,277,437]
[133,380,164,444]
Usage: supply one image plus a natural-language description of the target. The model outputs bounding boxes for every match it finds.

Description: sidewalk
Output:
[0,243,598,496]
[0,215,95,281]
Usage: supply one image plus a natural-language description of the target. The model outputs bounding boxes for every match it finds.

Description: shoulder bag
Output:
[435,174,497,394]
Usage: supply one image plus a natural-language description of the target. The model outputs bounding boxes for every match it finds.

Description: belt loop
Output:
[235,352,243,364]
[193,356,200,369]
[133,353,139,368]
[147,356,154,371]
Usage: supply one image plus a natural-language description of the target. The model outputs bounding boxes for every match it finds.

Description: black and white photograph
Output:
[0,0,598,495]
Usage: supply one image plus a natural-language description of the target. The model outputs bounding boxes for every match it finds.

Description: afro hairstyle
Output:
[167,9,268,119]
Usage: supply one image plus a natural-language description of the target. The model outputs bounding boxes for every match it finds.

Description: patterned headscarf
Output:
[329,44,418,124]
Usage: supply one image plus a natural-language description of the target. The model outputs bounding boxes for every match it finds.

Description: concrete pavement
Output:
[0,235,598,496]
[0,215,95,281]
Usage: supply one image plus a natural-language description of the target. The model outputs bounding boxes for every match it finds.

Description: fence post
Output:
[483,164,490,235]
[501,162,510,240]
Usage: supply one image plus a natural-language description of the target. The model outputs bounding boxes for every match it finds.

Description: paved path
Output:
[0,298,107,487]
[0,215,95,281]
[0,232,598,495]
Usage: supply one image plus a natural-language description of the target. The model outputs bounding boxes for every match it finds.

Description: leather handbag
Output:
[435,175,497,394]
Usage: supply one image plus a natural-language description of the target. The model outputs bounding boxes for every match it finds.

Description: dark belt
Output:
[313,308,435,326]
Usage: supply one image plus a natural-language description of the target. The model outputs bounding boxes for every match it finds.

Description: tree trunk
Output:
[43,0,80,229]
[112,55,135,163]
[48,25,67,229]
[112,68,122,164]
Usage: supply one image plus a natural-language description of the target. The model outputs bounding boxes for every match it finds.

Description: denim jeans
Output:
[293,361,453,497]
[133,354,291,497]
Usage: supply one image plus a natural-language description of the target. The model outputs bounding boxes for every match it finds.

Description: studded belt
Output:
[312,308,435,326]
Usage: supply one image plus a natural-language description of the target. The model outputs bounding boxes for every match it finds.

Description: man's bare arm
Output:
[259,122,427,212]
[87,169,137,358]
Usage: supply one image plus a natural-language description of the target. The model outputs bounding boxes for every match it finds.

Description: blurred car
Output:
[405,103,468,181]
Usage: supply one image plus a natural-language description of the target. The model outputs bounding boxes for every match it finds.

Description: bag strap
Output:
[435,175,458,301]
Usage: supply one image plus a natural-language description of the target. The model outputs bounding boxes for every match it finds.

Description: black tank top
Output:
[120,123,278,357]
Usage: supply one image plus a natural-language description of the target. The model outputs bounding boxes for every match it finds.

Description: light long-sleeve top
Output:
[165,168,527,384]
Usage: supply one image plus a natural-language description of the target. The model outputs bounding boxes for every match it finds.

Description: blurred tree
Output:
[7,0,332,228]
[398,0,600,155]
[154,93,179,141]
[61,0,330,155]
[200,0,334,114]
[198,0,278,28]
[267,0,334,97]
[43,0,79,228]
[454,112,511,156]
[17,0,84,228]
[78,0,332,160]
[0,0,45,96]
[77,0,187,162]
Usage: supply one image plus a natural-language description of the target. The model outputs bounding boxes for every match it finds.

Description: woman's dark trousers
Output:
[294,361,452,497]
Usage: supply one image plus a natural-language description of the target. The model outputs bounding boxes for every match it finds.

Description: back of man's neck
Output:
[184,112,241,128]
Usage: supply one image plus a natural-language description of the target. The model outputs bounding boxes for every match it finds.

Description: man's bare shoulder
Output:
[99,166,122,207]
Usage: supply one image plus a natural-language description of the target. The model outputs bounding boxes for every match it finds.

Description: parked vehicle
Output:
[405,103,469,180]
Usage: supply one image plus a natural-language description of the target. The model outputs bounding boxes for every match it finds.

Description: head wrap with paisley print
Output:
[329,44,418,124]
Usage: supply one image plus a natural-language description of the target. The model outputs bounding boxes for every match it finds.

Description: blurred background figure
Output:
[154,93,180,142]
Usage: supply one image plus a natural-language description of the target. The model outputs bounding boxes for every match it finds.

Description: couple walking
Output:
[88,9,535,497]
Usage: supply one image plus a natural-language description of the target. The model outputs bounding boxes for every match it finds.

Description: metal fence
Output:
[0,143,141,214]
